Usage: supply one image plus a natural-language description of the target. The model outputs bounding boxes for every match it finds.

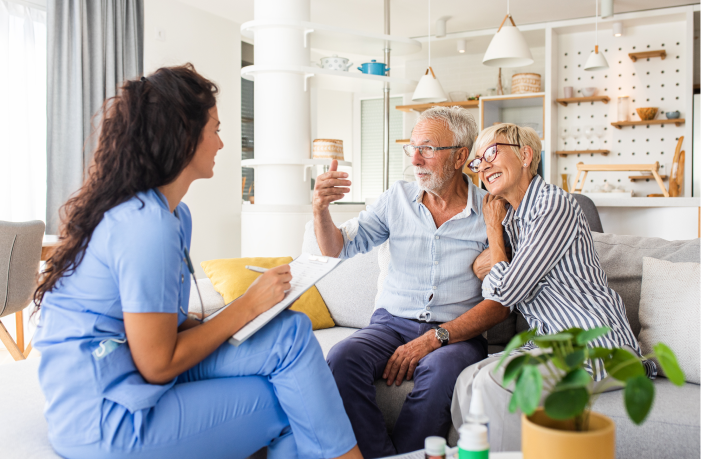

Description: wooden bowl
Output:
[636,107,658,121]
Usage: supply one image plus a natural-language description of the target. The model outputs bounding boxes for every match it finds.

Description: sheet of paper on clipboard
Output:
[205,253,342,346]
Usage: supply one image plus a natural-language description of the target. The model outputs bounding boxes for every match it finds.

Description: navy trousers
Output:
[326,308,488,458]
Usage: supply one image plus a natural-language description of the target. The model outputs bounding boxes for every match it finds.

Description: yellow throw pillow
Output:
[200,256,335,331]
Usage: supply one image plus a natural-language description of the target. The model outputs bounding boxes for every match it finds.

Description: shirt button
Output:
[426,306,431,311]
[432,286,437,290]
[435,236,440,240]
[498,281,503,286]
[434,261,439,265]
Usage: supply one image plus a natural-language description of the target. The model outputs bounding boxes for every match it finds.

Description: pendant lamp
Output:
[412,0,447,103]
[483,0,533,68]
[584,0,609,71]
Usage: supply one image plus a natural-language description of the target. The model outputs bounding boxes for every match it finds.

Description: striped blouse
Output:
[482,175,656,381]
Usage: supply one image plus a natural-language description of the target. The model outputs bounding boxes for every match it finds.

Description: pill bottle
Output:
[464,387,489,437]
[424,436,446,459]
[457,424,489,459]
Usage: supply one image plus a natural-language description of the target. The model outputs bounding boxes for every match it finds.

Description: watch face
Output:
[436,327,449,342]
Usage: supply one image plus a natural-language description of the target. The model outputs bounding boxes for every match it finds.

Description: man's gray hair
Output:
[414,106,479,155]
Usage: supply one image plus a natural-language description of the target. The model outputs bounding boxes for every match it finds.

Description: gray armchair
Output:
[571,193,604,233]
[0,220,45,361]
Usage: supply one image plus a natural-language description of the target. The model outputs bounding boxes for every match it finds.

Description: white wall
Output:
[144,0,241,277]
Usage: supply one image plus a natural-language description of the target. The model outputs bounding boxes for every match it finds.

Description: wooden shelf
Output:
[242,117,254,123]
[556,150,609,157]
[556,96,610,107]
[572,162,668,197]
[628,50,666,62]
[396,139,410,144]
[610,119,685,129]
[396,100,479,113]
[242,147,254,152]
[629,174,668,182]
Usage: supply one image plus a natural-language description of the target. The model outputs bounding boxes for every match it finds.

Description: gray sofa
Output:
[0,231,698,458]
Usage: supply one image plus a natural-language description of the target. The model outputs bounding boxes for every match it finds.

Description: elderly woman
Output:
[450,123,654,450]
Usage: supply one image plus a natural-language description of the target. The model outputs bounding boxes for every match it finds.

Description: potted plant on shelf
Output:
[496,327,685,459]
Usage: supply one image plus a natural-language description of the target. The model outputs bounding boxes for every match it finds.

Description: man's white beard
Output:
[415,159,456,193]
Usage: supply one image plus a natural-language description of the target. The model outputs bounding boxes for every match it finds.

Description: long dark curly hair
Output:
[35,63,218,308]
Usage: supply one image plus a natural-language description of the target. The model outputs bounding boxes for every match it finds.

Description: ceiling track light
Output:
[584,0,609,71]
[457,38,466,53]
[482,0,534,67]
[601,0,614,18]
[613,22,623,37]
[436,16,451,38]
[412,0,447,102]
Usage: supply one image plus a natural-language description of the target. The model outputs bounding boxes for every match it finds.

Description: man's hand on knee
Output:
[383,332,439,386]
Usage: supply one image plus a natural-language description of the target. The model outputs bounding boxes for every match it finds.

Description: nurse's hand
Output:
[242,264,292,318]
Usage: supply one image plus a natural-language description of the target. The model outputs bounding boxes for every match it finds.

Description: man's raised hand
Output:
[313,159,351,212]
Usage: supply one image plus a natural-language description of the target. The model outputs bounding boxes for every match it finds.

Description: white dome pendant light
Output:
[584,0,609,71]
[483,0,533,68]
[412,0,447,103]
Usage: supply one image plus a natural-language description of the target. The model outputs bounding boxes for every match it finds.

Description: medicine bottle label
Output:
[458,447,489,459]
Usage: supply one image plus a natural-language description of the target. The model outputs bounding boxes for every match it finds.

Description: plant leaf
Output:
[551,355,569,371]
[576,326,611,346]
[533,332,573,348]
[514,365,542,416]
[604,348,645,382]
[653,343,685,386]
[508,391,518,413]
[555,368,592,391]
[496,329,536,370]
[544,388,589,420]
[624,375,655,424]
[503,355,527,387]
[565,349,586,369]
[588,347,614,360]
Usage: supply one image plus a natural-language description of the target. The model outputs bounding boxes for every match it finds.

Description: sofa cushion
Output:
[189,278,226,316]
[638,257,700,384]
[592,379,700,459]
[592,233,700,337]
[313,327,358,358]
[0,359,60,459]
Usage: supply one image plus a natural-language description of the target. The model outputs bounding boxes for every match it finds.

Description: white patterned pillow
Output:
[638,257,700,384]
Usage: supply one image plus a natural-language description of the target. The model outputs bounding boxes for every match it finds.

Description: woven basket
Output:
[312,139,344,161]
[636,107,658,121]
[511,73,541,94]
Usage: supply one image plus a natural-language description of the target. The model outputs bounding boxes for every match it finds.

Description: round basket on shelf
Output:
[636,107,658,121]
[511,73,541,94]
[312,139,344,161]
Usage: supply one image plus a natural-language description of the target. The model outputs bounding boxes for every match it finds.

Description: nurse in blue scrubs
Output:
[33,64,361,459]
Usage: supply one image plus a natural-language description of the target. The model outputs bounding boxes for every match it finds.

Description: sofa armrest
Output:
[189,278,226,316]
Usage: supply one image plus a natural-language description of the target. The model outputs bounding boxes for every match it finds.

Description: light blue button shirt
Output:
[33,189,192,446]
[339,176,488,323]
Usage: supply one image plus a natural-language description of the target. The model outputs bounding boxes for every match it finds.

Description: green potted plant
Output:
[496,327,685,459]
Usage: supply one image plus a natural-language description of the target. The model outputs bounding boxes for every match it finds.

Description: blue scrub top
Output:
[33,189,192,446]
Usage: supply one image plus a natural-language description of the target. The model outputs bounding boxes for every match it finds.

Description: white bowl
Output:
[581,87,598,97]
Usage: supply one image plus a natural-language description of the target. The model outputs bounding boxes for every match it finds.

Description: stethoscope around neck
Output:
[155,189,205,323]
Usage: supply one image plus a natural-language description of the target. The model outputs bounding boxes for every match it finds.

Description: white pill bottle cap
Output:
[425,436,447,456]
[458,424,489,451]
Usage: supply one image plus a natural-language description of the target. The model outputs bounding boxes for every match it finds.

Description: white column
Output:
[253,0,311,205]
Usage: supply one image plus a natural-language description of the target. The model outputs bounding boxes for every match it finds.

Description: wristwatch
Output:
[434,326,449,347]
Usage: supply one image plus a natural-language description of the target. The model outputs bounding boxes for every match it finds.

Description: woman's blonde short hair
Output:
[473,123,542,177]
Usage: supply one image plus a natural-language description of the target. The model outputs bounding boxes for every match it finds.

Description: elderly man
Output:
[312,106,510,457]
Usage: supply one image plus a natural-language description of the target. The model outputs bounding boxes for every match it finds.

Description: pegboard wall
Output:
[556,21,688,196]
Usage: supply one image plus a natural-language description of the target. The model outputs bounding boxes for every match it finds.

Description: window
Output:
[360,97,405,199]
[0,0,47,222]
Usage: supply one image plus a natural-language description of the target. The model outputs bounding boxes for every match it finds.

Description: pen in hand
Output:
[245,265,268,273]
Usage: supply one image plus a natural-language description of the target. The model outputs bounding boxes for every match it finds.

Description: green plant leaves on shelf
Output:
[604,348,645,382]
[555,368,592,391]
[653,343,685,386]
[544,387,589,420]
[624,375,655,424]
[514,365,542,416]
[576,326,611,346]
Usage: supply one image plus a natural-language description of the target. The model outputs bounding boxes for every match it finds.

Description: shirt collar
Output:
[502,175,544,226]
[413,174,478,218]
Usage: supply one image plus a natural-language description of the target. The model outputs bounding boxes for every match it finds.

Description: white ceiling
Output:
[177,0,697,40]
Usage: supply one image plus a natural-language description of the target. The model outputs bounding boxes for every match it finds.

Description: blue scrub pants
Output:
[53,311,356,459]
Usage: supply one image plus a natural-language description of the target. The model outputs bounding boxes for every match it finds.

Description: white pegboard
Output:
[556,21,688,196]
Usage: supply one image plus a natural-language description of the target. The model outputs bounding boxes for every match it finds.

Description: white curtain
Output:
[0,0,46,224]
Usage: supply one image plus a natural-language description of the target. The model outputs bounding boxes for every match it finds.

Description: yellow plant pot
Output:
[522,409,616,459]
